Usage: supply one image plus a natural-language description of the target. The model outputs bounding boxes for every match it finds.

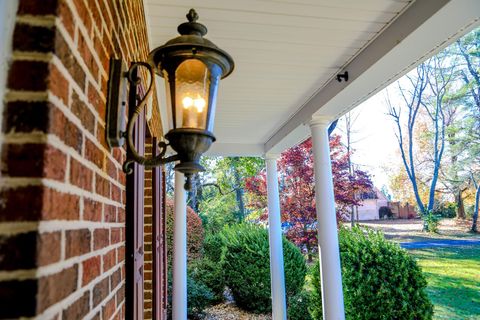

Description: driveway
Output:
[400,239,480,249]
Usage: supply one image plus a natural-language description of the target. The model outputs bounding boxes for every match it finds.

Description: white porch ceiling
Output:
[144,0,480,156]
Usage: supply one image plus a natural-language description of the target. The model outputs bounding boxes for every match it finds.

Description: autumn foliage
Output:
[245,135,373,260]
[165,198,204,261]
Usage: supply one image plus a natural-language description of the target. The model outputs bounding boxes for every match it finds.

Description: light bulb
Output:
[182,96,193,108]
[194,97,206,112]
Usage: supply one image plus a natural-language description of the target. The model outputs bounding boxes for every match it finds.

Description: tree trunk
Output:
[306,243,313,263]
[472,186,479,233]
[232,158,245,220]
[456,189,466,220]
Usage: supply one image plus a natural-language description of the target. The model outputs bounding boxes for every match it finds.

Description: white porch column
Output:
[173,171,187,320]
[310,117,345,320]
[265,155,287,320]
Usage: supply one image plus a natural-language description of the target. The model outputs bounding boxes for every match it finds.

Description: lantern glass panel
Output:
[174,59,210,130]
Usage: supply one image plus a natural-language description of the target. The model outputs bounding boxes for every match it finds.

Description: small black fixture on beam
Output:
[336,71,349,82]
[105,9,234,190]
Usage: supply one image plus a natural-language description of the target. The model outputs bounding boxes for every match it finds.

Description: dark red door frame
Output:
[152,138,168,319]
[125,69,145,320]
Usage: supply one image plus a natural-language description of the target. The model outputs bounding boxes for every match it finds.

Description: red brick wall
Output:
[0,0,153,318]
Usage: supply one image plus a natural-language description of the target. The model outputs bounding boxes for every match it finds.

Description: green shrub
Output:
[433,202,456,218]
[309,227,433,320]
[167,273,214,319]
[288,290,313,320]
[203,232,223,261]
[189,257,225,303]
[221,224,306,313]
[423,210,441,233]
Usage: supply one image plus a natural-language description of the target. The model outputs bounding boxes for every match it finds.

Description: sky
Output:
[335,89,400,192]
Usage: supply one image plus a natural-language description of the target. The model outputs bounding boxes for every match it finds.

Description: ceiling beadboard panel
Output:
[145,0,413,145]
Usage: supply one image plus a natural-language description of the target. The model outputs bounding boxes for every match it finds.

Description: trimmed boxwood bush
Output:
[288,290,313,320]
[189,257,225,303]
[167,273,214,319]
[221,224,307,313]
[309,227,433,320]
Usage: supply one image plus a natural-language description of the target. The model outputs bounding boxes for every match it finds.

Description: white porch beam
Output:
[172,171,187,320]
[265,155,287,320]
[205,142,265,157]
[265,0,480,155]
[310,117,345,320]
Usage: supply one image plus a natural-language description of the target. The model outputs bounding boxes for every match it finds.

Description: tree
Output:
[245,134,373,261]
[387,52,455,222]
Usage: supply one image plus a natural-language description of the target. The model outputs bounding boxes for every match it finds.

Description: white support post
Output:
[265,155,287,320]
[172,171,187,320]
[310,117,345,320]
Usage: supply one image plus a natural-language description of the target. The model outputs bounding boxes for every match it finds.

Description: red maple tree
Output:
[245,135,373,261]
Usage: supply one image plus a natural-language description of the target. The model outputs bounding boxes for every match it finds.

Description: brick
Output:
[110,268,121,289]
[55,31,86,90]
[84,198,102,221]
[82,256,100,286]
[78,33,98,80]
[102,295,116,320]
[70,157,92,191]
[116,284,125,307]
[92,276,109,307]
[104,204,116,222]
[71,90,96,134]
[106,157,117,179]
[0,186,44,222]
[96,123,107,149]
[95,174,110,198]
[37,231,61,266]
[50,108,83,153]
[13,24,55,53]
[38,265,78,312]
[85,138,104,169]
[62,291,89,319]
[117,207,125,223]
[48,63,69,105]
[65,229,91,258]
[0,143,66,180]
[103,248,116,271]
[44,145,68,180]
[0,232,36,270]
[116,246,125,263]
[0,280,37,318]
[1,143,43,177]
[110,227,121,244]
[93,228,109,250]
[111,184,121,203]
[2,101,50,134]
[18,0,58,15]
[7,61,49,91]
[42,188,80,220]
[87,82,104,118]
[58,0,75,39]
[72,0,92,35]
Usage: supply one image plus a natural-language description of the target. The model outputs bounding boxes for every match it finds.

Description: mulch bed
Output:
[204,302,272,320]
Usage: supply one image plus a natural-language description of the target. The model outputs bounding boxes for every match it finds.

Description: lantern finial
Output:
[187,9,198,23]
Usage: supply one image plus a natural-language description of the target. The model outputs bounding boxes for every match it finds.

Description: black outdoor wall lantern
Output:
[106,9,234,190]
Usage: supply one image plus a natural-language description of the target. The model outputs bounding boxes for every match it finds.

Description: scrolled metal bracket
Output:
[121,62,180,175]
[107,59,179,174]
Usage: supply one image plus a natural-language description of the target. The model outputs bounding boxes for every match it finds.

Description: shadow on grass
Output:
[423,272,480,319]
[409,246,480,319]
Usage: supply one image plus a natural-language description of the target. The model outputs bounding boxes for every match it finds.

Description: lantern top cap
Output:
[148,8,234,78]
[177,8,207,37]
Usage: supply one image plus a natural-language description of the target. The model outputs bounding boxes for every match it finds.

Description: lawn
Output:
[409,245,480,320]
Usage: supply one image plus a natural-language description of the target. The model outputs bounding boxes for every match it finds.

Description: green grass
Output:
[409,246,480,320]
